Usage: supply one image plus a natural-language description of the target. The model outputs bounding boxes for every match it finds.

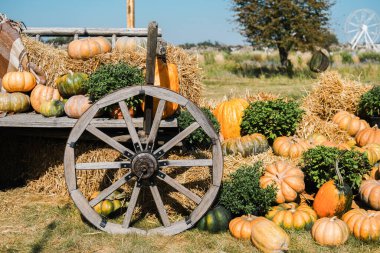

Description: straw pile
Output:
[21,36,202,105]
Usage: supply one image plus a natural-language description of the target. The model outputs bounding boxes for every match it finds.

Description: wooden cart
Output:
[0,22,223,235]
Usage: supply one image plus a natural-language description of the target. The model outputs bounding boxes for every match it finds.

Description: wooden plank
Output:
[64,144,77,191]
[147,220,191,236]
[159,159,213,167]
[145,99,165,150]
[144,86,188,107]
[186,101,218,139]
[153,122,199,159]
[23,27,162,37]
[118,101,142,151]
[212,140,223,187]
[122,182,141,228]
[157,172,202,204]
[150,185,170,227]
[96,86,142,108]
[76,162,129,170]
[127,0,135,28]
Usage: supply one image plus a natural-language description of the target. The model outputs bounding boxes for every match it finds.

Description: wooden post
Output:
[127,0,135,28]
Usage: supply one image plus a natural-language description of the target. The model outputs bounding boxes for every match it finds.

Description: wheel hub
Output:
[131,152,158,179]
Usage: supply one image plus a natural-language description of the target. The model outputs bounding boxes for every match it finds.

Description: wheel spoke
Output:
[118,101,142,152]
[145,99,166,151]
[89,172,133,207]
[159,159,213,167]
[150,184,170,227]
[157,171,202,204]
[153,122,200,159]
[76,162,130,170]
[122,182,141,228]
[86,124,135,159]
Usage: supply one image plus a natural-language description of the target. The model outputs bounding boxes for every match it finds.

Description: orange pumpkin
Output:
[356,125,380,147]
[213,98,249,140]
[307,133,328,146]
[30,84,62,113]
[115,37,147,52]
[266,203,317,230]
[272,136,311,159]
[359,179,380,210]
[64,95,92,119]
[108,104,135,119]
[0,92,30,113]
[364,164,380,180]
[260,161,305,203]
[2,70,36,92]
[68,37,111,59]
[358,143,380,165]
[332,111,369,136]
[229,215,258,240]
[342,209,380,241]
[311,217,350,246]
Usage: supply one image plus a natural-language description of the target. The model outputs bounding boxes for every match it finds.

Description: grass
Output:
[1,188,379,253]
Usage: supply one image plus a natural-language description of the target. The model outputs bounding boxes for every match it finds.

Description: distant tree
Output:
[321,30,339,49]
[231,0,334,72]
[45,36,73,46]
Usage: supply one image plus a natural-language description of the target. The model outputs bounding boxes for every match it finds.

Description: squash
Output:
[108,103,134,119]
[213,98,249,140]
[222,133,269,157]
[0,92,30,113]
[363,164,380,180]
[90,190,126,216]
[357,143,380,165]
[30,84,62,113]
[313,160,353,217]
[68,37,111,59]
[342,208,380,241]
[115,37,147,52]
[64,95,92,119]
[359,179,380,210]
[260,161,305,204]
[332,111,369,136]
[307,133,328,146]
[55,71,88,98]
[250,217,290,253]
[356,125,380,147]
[311,217,350,246]
[229,215,258,240]
[196,205,231,233]
[272,136,311,159]
[266,203,317,230]
[40,100,65,117]
[2,70,36,92]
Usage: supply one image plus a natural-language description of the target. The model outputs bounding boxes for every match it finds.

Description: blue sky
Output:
[1,0,380,45]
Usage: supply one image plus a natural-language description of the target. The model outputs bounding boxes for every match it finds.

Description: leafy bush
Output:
[340,51,354,64]
[301,146,371,192]
[178,108,220,149]
[240,99,304,141]
[220,162,276,216]
[358,85,380,118]
[359,52,380,63]
[86,63,144,106]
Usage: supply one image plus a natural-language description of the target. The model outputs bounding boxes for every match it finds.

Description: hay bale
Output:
[22,36,202,105]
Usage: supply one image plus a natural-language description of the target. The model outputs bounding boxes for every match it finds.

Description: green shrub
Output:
[203,51,216,65]
[301,146,371,192]
[86,63,144,106]
[240,99,304,141]
[178,108,220,149]
[358,85,380,118]
[359,52,380,63]
[220,162,276,216]
[340,51,354,64]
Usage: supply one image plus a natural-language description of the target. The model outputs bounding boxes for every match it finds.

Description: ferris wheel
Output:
[344,9,380,50]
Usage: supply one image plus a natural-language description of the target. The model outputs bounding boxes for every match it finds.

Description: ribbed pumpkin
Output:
[213,98,249,140]
[363,164,380,180]
[108,104,134,119]
[332,111,369,136]
[64,95,92,119]
[355,143,380,165]
[55,71,88,98]
[2,70,36,92]
[359,179,380,210]
[356,125,380,147]
[342,208,380,241]
[229,215,259,240]
[115,37,147,52]
[40,100,65,117]
[250,217,290,253]
[30,84,62,113]
[260,161,305,204]
[196,206,232,233]
[313,161,353,217]
[222,133,269,157]
[307,133,328,146]
[68,37,111,59]
[311,217,350,246]
[266,203,317,230]
[272,136,311,159]
[0,92,30,113]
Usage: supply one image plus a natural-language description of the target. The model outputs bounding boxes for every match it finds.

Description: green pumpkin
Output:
[40,99,65,117]
[222,133,269,157]
[55,71,88,98]
[0,92,30,113]
[196,205,231,233]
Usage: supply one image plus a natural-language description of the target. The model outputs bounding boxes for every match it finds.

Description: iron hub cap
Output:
[131,152,158,179]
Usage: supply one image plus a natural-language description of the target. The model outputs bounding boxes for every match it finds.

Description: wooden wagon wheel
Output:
[64,85,223,235]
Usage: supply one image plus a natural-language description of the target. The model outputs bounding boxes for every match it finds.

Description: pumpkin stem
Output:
[329,216,337,222]
[334,159,344,186]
